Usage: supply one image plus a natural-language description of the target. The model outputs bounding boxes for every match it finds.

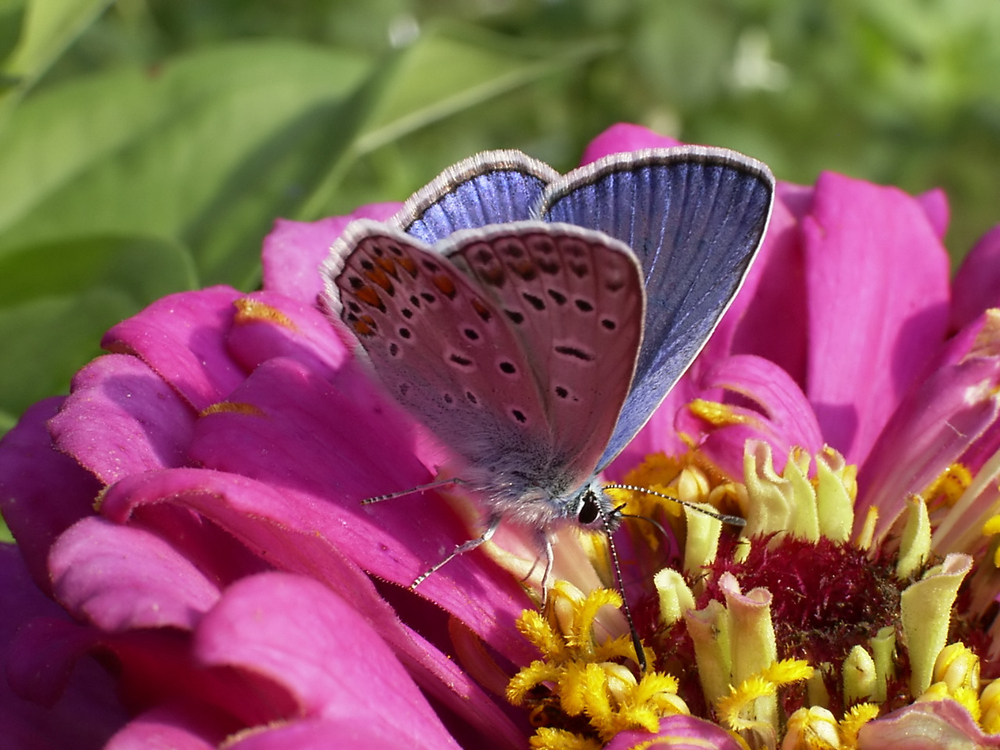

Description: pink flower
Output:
[3,122,1000,750]
[585,125,1000,746]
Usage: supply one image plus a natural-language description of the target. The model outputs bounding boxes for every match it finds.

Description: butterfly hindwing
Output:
[539,147,775,469]
[328,221,546,472]
[442,222,644,486]
[325,220,644,500]
[393,150,559,246]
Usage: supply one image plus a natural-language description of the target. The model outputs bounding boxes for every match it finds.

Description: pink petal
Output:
[0,397,101,591]
[227,291,349,380]
[182,357,535,658]
[856,319,1000,539]
[225,717,461,749]
[98,467,528,744]
[680,355,825,478]
[261,204,401,305]
[6,614,102,708]
[49,354,196,484]
[802,171,951,464]
[193,572,463,749]
[858,699,1000,749]
[102,287,247,411]
[916,187,950,240]
[951,225,1000,333]
[105,705,232,749]
[578,123,681,165]
[0,544,126,746]
[731,181,812,387]
[605,714,744,750]
[49,517,221,631]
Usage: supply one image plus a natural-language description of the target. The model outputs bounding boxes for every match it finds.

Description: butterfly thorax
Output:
[463,463,619,532]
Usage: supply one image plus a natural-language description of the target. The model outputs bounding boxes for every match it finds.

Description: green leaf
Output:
[0,40,372,287]
[0,0,25,69]
[0,233,196,428]
[0,0,112,114]
[299,24,617,220]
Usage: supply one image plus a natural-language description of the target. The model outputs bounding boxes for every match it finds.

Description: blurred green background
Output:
[1,0,999,433]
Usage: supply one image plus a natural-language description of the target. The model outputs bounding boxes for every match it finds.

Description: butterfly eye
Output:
[577,491,601,525]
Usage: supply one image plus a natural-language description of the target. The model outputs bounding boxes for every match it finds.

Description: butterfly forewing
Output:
[539,147,774,469]
[392,150,559,246]
[442,222,644,485]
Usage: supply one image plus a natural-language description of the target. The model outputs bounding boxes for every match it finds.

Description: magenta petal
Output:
[6,616,105,707]
[261,203,402,304]
[951,225,1000,333]
[227,291,349,379]
[681,355,824,477]
[50,517,221,631]
[916,187,950,240]
[102,287,247,411]
[856,328,1000,538]
[605,714,744,750]
[49,354,196,483]
[1,543,126,746]
[0,397,101,590]
[184,358,534,654]
[194,572,463,749]
[802,171,950,464]
[731,182,811,387]
[226,717,460,749]
[578,123,682,165]
[98,467,528,743]
[858,699,1000,749]
[105,705,229,749]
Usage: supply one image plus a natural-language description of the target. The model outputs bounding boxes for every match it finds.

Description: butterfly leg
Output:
[410,514,502,590]
[362,477,468,505]
[539,533,555,608]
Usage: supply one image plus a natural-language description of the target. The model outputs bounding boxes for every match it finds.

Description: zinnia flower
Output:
[2,123,1000,750]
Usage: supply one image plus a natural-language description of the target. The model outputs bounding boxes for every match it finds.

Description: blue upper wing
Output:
[538,147,775,471]
[392,150,559,245]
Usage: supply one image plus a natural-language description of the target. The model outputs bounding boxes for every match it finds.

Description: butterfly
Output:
[322,146,774,601]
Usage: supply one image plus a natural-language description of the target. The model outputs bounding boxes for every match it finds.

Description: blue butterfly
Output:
[323,146,774,594]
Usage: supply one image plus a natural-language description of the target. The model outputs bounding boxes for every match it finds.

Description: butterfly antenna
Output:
[602,509,647,673]
[361,477,468,505]
[603,483,746,527]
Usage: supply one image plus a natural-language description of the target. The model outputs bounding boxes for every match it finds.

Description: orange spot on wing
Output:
[432,273,458,299]
[355,285,385,311]
[365,265,395,293]
[351,315,377,336]
[375,256,399,277]
[398,256,418,276]
[471,298,493,322]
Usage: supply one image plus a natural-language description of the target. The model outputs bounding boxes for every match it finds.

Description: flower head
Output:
[2,122,1000,749]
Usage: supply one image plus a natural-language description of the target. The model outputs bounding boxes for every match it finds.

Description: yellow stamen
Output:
[839,703,881,747]
[199,401,265,417]
[232,297,296,329]
[717,659,814,732]
[933,642,980,693]
[689,399,758,428]
[783,706,840,749]
[983,515,1000,568]
[921,462,972,507]
[980,679,1000,734]
[509,584,685,744]
[528,727,602,750]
